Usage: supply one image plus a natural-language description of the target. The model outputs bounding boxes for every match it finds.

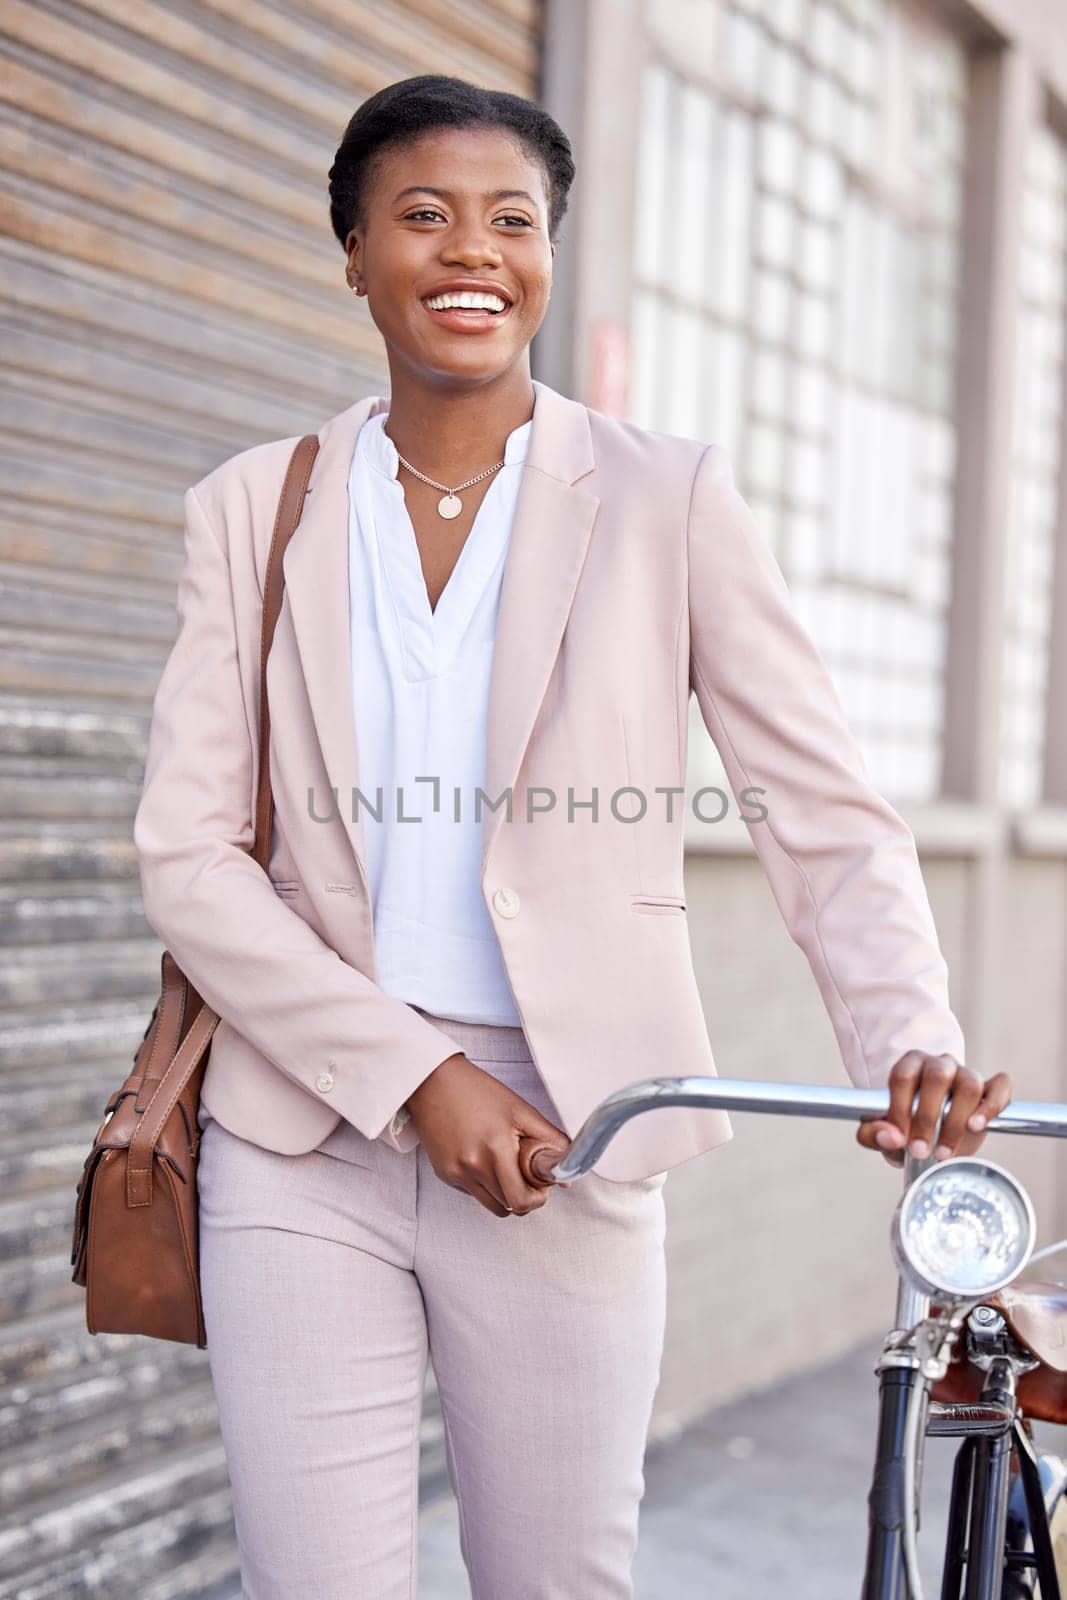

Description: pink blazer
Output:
[133,377,966,1181]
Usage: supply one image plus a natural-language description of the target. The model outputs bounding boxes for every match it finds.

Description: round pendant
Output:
[437,493,463,520]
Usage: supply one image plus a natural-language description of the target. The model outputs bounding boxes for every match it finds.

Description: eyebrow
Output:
[393,186,539,206]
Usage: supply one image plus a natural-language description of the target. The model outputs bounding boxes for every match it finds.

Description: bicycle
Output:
[547,1077,1067,1599]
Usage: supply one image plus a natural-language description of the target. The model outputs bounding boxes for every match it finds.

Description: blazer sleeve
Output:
[686,443,966,1090]
[133,481,462,1146]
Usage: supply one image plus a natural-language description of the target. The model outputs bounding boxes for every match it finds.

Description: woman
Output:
[134,74,1012,1599]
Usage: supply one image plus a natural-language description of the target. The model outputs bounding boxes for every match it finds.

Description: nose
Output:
[439,226,504,269]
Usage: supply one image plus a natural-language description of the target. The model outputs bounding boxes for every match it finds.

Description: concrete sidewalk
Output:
[417,1337,1067,1599]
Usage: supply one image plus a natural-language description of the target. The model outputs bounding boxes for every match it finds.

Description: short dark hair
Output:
[327,74,576,252]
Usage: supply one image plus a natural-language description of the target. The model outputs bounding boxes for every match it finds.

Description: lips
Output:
[420,299,514,332]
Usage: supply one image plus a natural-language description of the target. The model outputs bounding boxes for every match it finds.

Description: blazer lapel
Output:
[481,381,600,866]
[279,378,600,885]
[281,392,386,886]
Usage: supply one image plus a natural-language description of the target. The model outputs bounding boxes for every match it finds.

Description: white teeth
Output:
[424,291,508,312]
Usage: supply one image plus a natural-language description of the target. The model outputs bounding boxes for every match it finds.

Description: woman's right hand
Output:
[403,1053,572,1218]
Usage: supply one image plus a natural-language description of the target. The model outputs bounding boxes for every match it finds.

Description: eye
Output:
[402,208,533,228]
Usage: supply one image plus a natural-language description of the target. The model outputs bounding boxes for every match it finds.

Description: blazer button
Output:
[315,1071,335,1093]
[493,887,520,918]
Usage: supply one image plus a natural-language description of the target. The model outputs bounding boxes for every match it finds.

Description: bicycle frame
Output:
[932,1364,1065,1600]
[548,1080,1067,1600]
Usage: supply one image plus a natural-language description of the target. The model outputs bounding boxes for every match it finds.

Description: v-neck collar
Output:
[354,410,533,679]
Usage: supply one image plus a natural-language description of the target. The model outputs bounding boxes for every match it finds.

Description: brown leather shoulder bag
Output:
[69,432,320,1347]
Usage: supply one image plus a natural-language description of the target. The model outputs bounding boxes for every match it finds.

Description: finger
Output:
[527,1145,568,1185]
[855,1119,906,1162]
[442,1167,511,1217]
[513,1103,571,1148]
[518,1139,571,1188]
[907,1056,960,1158]
[496,1167,549,1216]
[465,1175,513,1218]
[515,1100,566,1139]
[942,1076,1013,1159]
[494,1144,554,1215]
[966,1072,1013,1136]
[856,1060,949,1155]
[930,1066,985,1159]
[878,1053,926,1152]
[857,1116,895,1151]
[454,1156,511,1215]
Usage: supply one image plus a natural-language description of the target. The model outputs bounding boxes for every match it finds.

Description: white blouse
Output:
[347,408,533,1033]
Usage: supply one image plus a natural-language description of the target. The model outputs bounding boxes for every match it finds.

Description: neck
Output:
[380,368,535,481]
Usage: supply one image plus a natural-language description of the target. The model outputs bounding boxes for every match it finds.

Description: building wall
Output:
[0,4,543,1595]
[539,0,1067,1432]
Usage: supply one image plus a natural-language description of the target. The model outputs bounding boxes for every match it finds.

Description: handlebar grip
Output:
[518,1139,566,1187]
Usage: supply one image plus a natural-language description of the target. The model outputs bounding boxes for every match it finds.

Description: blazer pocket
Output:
[630,893,687,915]
[270,879,301,898]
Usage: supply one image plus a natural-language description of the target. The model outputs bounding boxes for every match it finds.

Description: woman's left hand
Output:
[856,1051,1014,1167]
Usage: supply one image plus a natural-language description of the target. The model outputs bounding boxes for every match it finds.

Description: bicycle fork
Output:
[863,1364,929,1600]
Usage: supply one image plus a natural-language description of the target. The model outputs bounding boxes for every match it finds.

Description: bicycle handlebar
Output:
[548,1078,1067,1183]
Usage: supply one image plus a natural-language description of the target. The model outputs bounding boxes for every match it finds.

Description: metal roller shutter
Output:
[0,2,541,1594]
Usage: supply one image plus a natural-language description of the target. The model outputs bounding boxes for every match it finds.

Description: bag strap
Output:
[252,432,321,871]
[125,433,321,1200]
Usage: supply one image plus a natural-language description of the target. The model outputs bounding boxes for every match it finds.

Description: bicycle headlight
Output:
[890,1157,1035,1300]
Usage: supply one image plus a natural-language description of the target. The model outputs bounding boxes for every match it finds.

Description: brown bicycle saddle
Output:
[930,1274,1067,1425]
[995,1278,1067,1371]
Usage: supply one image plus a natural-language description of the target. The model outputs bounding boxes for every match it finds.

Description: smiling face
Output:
[343,125,555,385]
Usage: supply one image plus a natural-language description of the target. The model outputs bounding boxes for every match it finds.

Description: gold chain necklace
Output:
[393,449,506,520]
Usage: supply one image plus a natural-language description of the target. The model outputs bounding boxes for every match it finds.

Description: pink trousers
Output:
[195,1008,668,1599]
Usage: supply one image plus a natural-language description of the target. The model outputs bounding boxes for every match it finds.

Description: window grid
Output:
[999,121,1067,810]
[631,0,968,804]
